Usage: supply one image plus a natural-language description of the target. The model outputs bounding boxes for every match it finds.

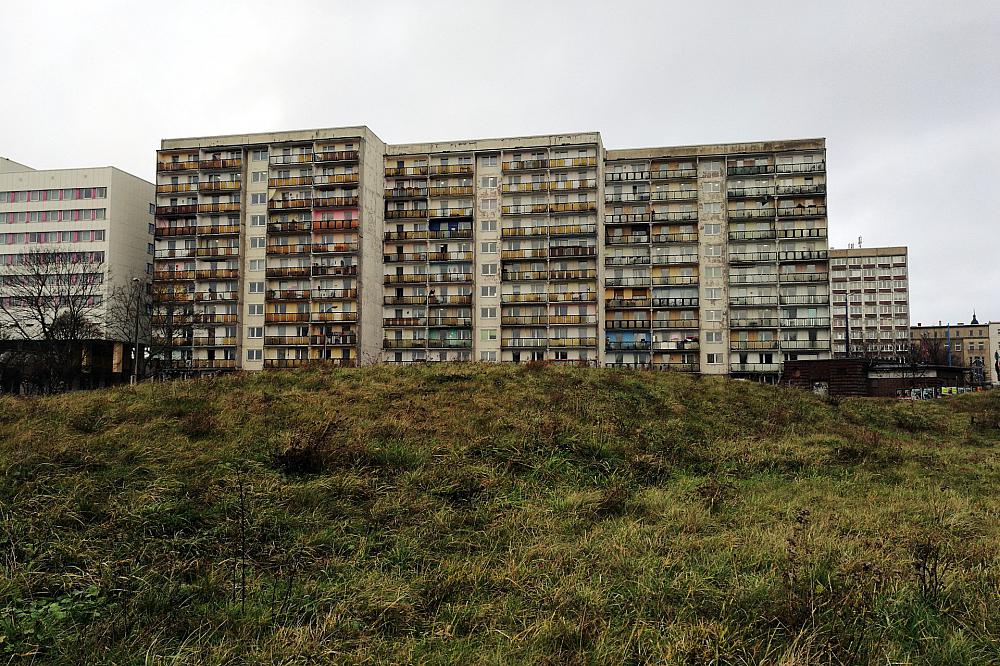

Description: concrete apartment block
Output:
[154,129,831,378]
[829,246,910,359]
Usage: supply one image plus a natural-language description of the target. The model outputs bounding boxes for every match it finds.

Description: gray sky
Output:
[2,0,998,325]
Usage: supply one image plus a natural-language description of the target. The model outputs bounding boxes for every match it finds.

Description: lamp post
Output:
[131,277,142,385]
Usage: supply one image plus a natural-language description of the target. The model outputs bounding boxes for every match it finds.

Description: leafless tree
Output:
[0,247,106,392]
[146,283,193,376]
[105,279,152,380]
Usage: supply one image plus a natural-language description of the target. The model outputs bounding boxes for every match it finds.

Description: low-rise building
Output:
[911,314,992,384]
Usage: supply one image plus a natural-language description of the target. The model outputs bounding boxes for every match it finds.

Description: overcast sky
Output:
[2,0,997,324]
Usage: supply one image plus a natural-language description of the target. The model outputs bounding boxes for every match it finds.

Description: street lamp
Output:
[131,277,142,385]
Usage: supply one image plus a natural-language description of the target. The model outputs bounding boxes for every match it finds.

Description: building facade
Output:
[989,321,1000,385]
[154,128,831,376]
[829,246,910,359]
[911,315,992,383]
[0,158,154,341]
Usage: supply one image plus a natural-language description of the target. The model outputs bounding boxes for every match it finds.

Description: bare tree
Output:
[146,283,193,377]
[105,278,151,381]
[0,247,106,392]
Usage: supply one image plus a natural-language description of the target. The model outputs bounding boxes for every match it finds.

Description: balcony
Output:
[313,242,360,254]
[195,291,238,302]
[269,154,313,166]
[730,296,778,306]
[777,205,827,219]
[652,362,700,372]
[501,248,548,260]
[730,318,779,328]
[195,246,239,259]
[605,192,650,203]
[383,338,429,349]
[383,274,427,285]
[607,298,651,309]
[548,157,597,169]
[780,317,831,328]
[192,337,237,347]
[775,162,826,174]
[197,202,241,214]
[780,294,829,305]
[652,254,698,266]
[151,314,192,325]
[268,198,311,211]
[549,337,598,348]
[384,229,429,241]
[605,171,650,182]
[154,248,195,260]
[729,229,776,241]
[502,315,548,326]
[156,183,199,194]
[314,195,359,208]
[549,314,598,325]
[549,269,596,280]
[265,312,310,323]
[548,291,596,303]
[730,340,779,351]
[502,204,548,216]
[264,336,311,346]
[386,208,428,219]
[267,243,310,255]
[427,272,472,283]
[152,291,193,303]
[502,182,547,193]
[731,363,782,373]
[267,289,311,301]
[549,245,596,258]
[310,335,357,347]
[314,150,359,163]
[606,321,652,332]
[386,186,429,199]
[428,164,474,176]
[605,213,651,224]
[548,179,597,191]
[192,313,238,324]
[314,173,360,187]
[653,297,699,308]
[779,250,828,262]
[266,266,311,278]
[650,189,698,201]
[428,251,473,262]
[652,275,698,286]
[730,252,778,264]
[550,202,596,214]
[196,268,238,280]
[777,183,826,196]
[385,251,428,263]
[502,159,548,171]
[605,255,650,266]
[156,204,197,217]
[268,176,314,188]
[605,276,651,287]
[502,270,547,282]
[652,211,697,222]
[428,207,473,218]
[729,273,778,285]
[198,180,242,194]
[777,228,827,239]
[198,224,240,236]
[314,218,359,232]
[190,359,239,369]
[313,287,358,300]
[780,339,830,350]
[263,358,310,369]
[727,164,775,176]
[501,226,547,237]
[651,232,699,243]
[501,293,548,304]
[428,228,473,239]
[653,320,699,329]
[428,317,472,327]
[157,160,199,172]
[385,165,429,177]
[778,273,829,283]
[428,185,474,197]
[199,158,242,170]
[501,337,547,349]
[606,340,652,351]
[311,265,358,277]
[311,311,359,322]
[727,187,775,198]
[154,225,197,238]
[267,220,312,234]
[649,168,697,180]
[727,208,774,221]
[607,234,650,245]
[426,338,473,349]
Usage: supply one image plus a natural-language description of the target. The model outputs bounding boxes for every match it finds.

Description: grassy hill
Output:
[1,364,998,665]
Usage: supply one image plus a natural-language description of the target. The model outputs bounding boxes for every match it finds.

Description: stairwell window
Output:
[707,353,723,364]
[247,349,262,360]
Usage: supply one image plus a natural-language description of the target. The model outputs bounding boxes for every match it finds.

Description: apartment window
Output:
[702,182,720,193]
[703,202,722,214]
[481,176,497,188]
[481,155,498,167]
[248,327,263,339]
[249,282,264,293]
[707,353,723,364]
[705,331,723,343]
[481,285,497,297]
[480,351,497,361]
[251,171,267,183]
[480,307,497,318]
[250,237,266,248]
[481,198,497,211]
[248,304,263,315]
[481,242,497,253]
[706,310,722,321]
[247,349,262,361]
[704,266,722,278]
[250,193,267,205]
[480,329,498,341]
[480,219,497,231]
[704,223,721,235]
[482,263,497,275]
[251,149,267,161]
[706,245,723,257]
[249,259,264,271]
[705,288,722,300]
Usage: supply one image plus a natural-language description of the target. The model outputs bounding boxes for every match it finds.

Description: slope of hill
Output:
[0,364,998,664]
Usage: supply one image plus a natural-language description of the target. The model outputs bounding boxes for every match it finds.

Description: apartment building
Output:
[604,139,830,377]
[830,246,910,359]
[153,128,385,372]
[154,128,830,376]
[0,157,153,341]
[989,321,1000,385]
[911,314,993,383]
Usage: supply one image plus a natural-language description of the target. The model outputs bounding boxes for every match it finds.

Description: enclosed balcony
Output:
[780,317,831,328]
[653,297,699,308]
[777,227,827,240]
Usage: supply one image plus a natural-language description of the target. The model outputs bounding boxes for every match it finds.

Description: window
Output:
[707,353,724,364]
[247,349,262,361]
[706,245,723,257]
[481,285,497,297]
[250,237,266,248]
[252,149,267,161]
[481,155,497,167]
[703,266,722,278]
[482,263,497,275]
[480,307,497,318]
[705,331,723,343]
[704,223,721,235]
[480,351,497,361]
[480,242,497,253]
[480,219,497,231]
[480,329,498,341]
[249,282,264,293]
[705,288,722,300]
[481,176,497,188]
[248,304,263,315]
[703,202,722,214]
[481,198,497,211]
[706,310,722,321]
[702,182,720,193]
[248,327,263,339]
[251,171,267,183]
[249,259,264,271]
[250,193,267,205]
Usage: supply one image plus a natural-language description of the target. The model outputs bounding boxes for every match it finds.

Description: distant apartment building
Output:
[0,157,154,339]
[153,128,830,376]
[911,314,992,383]
[830,246,910,359]
[989,321,1000,385]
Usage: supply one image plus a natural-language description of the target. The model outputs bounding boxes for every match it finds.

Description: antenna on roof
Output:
[858,236,863,248]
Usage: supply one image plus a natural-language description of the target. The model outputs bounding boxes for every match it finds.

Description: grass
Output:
[0,363,998,664]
